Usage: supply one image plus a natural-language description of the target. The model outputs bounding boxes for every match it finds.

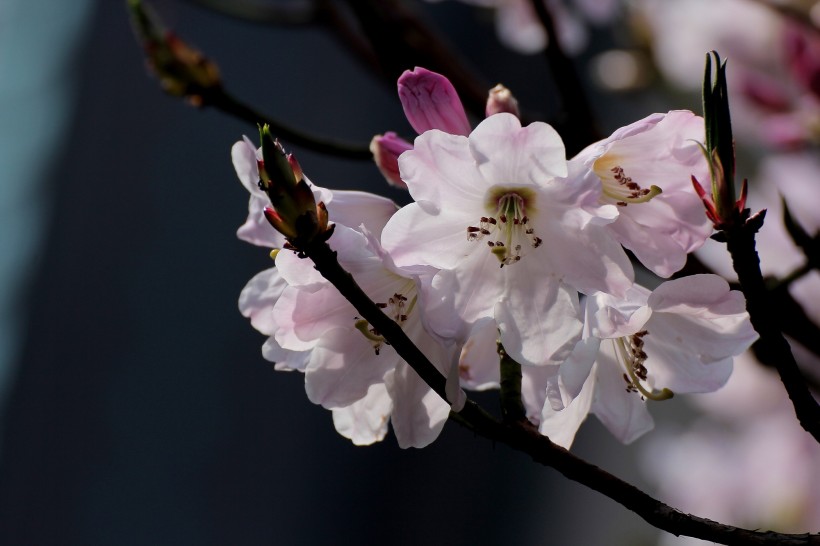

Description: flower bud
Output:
[258,125,327,245]
[697,51,747,230]
[398,67,471,135]
[486,84,520,118]
[128,0,221,107]
[370,132,413,189]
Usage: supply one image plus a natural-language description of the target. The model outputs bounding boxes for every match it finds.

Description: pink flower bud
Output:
[784,24,820,100]
[485,84,520,118]
[398,67,471,136]
[370,132,413,189]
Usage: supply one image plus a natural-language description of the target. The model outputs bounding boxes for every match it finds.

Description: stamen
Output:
[600,165,662,206]
[467,187,541,266]
[354,319,385,355]
[613,332,673,402]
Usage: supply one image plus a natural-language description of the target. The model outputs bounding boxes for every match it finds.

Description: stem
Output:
[527,0,600,155]
[201,88,372,159]
[723,211,820,442]
[299,237,818,545]
[185,0,318,25]
[498,343,526,422]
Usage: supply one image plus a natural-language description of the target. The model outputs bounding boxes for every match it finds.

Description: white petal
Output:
[231,138,262,196]
[458,317,502,391]
[238,267,286,335]
[261,338,311,372]
[591,349,655,444]
[237,194,284,248]
[559,336,600,400]
[332,383,393,446]
[539,369,595,449]
[495,263,582,366]
[612,192,711,278]
[273,285,354,351]
[326,190,398,238]
[587,285,651,339]
[305,328,397,408]
[534,207,634,298]
[386,363,450,448]
[521,364,561,425]
[470,114,568,186]
[400,129,488,206]
[380,201,475,271]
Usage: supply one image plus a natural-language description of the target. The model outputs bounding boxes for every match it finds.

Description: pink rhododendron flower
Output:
[541,274,758,447]
[571,111,712,277]
[381,113,634,368]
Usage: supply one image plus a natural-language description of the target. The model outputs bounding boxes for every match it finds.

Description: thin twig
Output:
[185,0,318,25]
[454,404,820,546]
[202,88,372,159]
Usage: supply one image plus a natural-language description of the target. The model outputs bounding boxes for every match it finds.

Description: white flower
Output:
[571,111,712,277]
[542,274,758,447]
[382,113,633,368]
[271,225,462,448]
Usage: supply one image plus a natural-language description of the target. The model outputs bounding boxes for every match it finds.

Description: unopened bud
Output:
[486,84,520,118]
[398,67,471,135]
[370,132,413,189]
[258,125,326,245]
[128,0,221,106]
[699,51,747,229]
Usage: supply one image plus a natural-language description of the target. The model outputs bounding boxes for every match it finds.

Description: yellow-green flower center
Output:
[467,187,542,267]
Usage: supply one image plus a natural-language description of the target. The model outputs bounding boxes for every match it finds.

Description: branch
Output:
[719,211,820,442]
[454,405,820,546]
[527,0,600,155]
[185,0,318,25]
[298,236,818,545]
[201,88,372,159]
[129,0,372,159]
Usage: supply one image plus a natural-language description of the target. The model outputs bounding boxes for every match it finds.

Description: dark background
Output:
[0,1,665,544]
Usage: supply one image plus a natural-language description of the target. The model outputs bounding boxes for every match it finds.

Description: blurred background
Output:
[0,1,817,545]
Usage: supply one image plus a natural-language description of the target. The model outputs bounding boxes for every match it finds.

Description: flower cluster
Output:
[236,67,758,449]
